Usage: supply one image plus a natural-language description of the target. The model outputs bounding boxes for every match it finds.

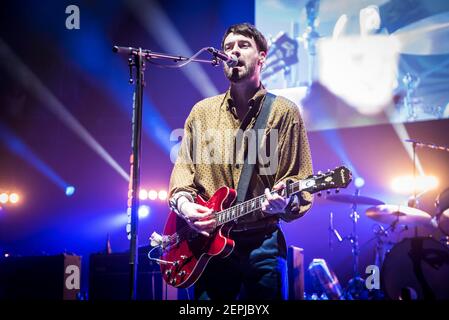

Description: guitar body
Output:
[160,186,237,288]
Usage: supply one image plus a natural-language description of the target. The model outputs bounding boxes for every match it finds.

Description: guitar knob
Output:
[165,270,172,276]
[178,270,186,276]
[170,278,177,285]
[317,192,322,197]
[336,188,340,193]
[326,190,331,195]
[173,260,179,267]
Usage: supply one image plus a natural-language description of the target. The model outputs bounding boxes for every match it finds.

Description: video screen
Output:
[256,0,449,131]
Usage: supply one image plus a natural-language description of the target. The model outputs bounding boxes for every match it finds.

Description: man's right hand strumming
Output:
[178,198,216,237]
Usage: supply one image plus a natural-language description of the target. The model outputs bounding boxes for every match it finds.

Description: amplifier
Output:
[89,247,179,300]
[0,254,81,300]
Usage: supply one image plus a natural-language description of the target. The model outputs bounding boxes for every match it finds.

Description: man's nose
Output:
[231,45,241,57]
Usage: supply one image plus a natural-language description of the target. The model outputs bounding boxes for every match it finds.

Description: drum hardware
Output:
[435,188,449,239]
[326,190,385,299]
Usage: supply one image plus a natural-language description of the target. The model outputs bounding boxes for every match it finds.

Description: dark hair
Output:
[221,23,268,53]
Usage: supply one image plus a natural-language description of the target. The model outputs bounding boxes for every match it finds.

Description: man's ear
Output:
[258,51,267,65]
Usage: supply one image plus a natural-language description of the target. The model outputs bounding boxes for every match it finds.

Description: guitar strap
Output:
[236,92,276,204]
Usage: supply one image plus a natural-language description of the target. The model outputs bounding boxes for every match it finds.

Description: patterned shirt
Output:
[169,86,313,224]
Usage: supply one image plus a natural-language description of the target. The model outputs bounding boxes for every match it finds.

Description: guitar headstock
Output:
[302,166,352,196]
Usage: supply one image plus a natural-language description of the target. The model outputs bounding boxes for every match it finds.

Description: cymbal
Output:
[366,204,432,227]
[392,11,449,55]
[326,194,384,205]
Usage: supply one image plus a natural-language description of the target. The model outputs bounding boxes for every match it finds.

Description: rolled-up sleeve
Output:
[168,108,199,207]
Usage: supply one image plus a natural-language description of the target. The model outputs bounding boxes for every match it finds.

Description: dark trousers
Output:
[194,226,288,300]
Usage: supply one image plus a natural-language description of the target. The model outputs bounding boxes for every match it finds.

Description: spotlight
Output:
[391,175,438,194]
[9,193,19,204]
[0,193,8,204]
[139,189,148,200]
[138,205,150,218]
[148,190,158,201]
[354,177,365,188]
[158,190,168,201]
[65,186,75,196]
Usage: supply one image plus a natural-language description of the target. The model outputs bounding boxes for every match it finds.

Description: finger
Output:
[261,199,269,212]
[273,182,285,191]
[188,221,211,236]
[194,219,216,228]
[185,212,209,221]
[265,188,273,201]
[195,205,213,213]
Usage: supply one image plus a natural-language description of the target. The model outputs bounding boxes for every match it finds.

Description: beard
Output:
[224,59,258,83]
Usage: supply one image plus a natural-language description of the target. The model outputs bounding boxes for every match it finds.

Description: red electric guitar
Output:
[154,166,352,288]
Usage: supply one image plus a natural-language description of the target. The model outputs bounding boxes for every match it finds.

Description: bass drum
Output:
[436,188,449,236]
[381,237,449,300]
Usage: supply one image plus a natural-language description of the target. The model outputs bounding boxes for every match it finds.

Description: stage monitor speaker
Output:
[89,247,179,300]
[0,254,81,300]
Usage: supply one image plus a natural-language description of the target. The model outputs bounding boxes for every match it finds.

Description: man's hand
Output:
[179,201,216,237]
[261,182,290,214]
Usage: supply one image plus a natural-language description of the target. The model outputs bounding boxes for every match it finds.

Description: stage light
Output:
[0,193,8,204]
[148,190,158,201]
[138,205,150,218]
[354,177,365,188]
[158,190,168,201]
[65,186,75,196]
[139,189,148,200]
[9,193,19,204]
[391,175,438,194]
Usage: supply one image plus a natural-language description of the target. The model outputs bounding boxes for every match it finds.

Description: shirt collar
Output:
[225,84,267,112]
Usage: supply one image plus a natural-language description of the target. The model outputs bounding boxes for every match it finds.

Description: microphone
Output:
[207,47,238,67]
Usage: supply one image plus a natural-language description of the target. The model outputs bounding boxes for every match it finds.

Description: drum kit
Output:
[325,185,449,300]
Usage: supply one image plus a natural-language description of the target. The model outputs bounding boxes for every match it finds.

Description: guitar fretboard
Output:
[215,178,314,226]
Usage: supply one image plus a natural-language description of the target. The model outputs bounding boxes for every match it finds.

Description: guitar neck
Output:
[215,178,314,226]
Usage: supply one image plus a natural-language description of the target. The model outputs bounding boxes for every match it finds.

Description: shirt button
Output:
[235,164,241,169]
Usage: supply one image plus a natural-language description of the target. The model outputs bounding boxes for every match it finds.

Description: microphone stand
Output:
[113,45,218,300]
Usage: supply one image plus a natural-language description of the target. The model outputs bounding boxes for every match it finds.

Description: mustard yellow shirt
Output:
[169,87,313,223]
